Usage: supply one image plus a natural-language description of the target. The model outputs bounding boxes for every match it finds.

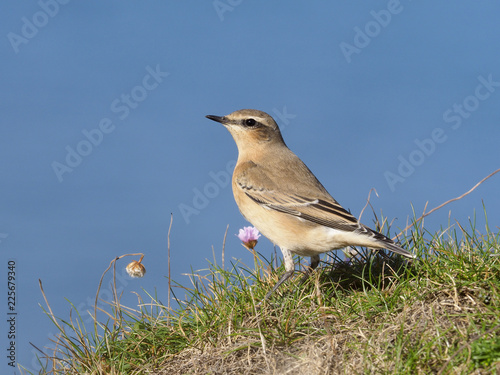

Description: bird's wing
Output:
[235,160,415,258]
[235,161,360,232]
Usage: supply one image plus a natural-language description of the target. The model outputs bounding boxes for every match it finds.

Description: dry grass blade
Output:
[39,279,65,334]
[168,214,173,316]
[359,188,378,222]
[222,224,229,270]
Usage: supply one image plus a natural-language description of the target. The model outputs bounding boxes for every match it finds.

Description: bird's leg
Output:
[263,248,295,301]
[300,254,320,284]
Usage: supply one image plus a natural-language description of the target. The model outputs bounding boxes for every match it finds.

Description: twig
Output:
[394,168,500,240]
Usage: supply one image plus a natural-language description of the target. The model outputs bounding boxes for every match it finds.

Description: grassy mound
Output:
[26,214,500,374]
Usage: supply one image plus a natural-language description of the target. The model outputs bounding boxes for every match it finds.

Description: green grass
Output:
[24,211,500,374]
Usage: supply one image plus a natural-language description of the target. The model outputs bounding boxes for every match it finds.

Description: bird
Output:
[206,109,415,300]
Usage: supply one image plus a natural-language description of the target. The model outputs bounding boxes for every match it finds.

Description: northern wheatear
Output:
[206,109,415,300]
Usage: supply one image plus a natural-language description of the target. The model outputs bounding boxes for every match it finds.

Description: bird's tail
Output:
[381,239,415,259]
[360,224,415,259]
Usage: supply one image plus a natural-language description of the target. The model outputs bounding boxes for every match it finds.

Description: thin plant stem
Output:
[394,168,500,240]
[222,224,229,270]
[167,213,173,319]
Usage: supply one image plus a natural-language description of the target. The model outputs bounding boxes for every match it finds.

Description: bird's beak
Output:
[206,115,228,124]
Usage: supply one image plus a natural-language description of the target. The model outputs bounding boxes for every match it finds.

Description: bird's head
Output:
[206,109,285,152]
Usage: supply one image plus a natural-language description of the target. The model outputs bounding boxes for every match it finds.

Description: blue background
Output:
[1,1,499,372]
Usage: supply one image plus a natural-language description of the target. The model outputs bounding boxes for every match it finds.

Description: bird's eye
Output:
[245,118,256,127]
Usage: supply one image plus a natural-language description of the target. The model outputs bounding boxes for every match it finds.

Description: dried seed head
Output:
[126,260,146,278]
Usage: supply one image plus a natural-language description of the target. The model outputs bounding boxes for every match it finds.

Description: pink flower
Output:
[237,226,261,250]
